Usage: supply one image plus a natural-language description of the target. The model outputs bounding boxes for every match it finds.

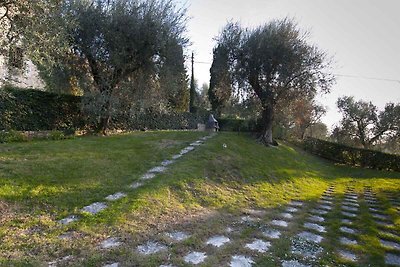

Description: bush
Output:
[218,118,261,132]
[0,87,84,131]
[111,112,203,131]
[302,137,400,172]
[48,131,66,140]
[0,130,28,143]
[0,87,203,135]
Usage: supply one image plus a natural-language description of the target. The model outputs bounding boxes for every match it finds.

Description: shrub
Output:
[0,130,28,143]
[302,137,400,172]
[218,118,261,132]
[0,87,204,135]
[111,112,203,131]
[48,131,66,140]
[0,87,84,131]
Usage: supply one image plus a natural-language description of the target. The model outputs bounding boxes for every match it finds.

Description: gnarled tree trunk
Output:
[259,100,276,146]
[96,87,113,135]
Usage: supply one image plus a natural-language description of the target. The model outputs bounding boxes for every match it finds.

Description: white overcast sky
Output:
[177,0,400,130]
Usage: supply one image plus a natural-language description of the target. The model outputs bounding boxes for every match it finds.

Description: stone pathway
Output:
[57,134,216,226]
[50,178,400,266]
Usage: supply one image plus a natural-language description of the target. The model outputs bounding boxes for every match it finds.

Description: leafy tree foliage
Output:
[197,83,211,111]
[66,0,188,133]
[209,44,232,117]
[159,39,189,112]
[334,96,400,149]
[0,1,73,89]
[212,19,334,145]
[274,96,326,140]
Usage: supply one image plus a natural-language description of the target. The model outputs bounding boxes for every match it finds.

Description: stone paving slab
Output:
[137,241,167,255]
[319,200,332,205]
[309,215,325,223]
[321,195,333,200]
[172,154,182,160]
[206,235,230,247]
[140,172,156,180]
[338,250,357,262]
[286,207,299,213]
[290,201,304,207]
[304,222,326,233]
[311,209,328,215]
[245,209,267,217]
[58,215,79,225]
[184,252,207,265]
[341,219,353,225]
[343,201,359,207]
[129,181,143,189]
[376,221,395,227]
[81,202,107,214]
[340,226,357,235]
[340,237,358,245]
[180,146,195,155]
[241,215,260,224]
[372,213,390,220]
[245,239,271,253]
[101,237,121,249]
[386,253,400,266]
[271,220,288,228]
[281,212,294,219]
[318,204,332,210]
[105,192,126,201]
[148,166,167,173]
[342,205,358,212]
[166,231,190,242]
[230,255,254,267]
[369,207,379,212]
[341,211,357,218]
[297,231,323,243]
[291,236,323,259]
[282,260,311,267]
[161,159,175,166]
[381,239,400,250]
[262,228,281,239]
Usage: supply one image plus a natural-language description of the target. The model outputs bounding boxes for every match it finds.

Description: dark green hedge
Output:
[302,137,400,172]
[0,88,84,131]
[218,118,262,132]
[0,88,202,132]
[112,112,202,131]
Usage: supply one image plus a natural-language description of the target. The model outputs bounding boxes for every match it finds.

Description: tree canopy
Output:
[334,96,400,149]
[1,0,190,133]
[211,19,334,145]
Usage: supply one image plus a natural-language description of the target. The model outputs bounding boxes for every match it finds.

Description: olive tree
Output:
[213,19,334,145]
[63,0,188,133]
[336,96,400,149]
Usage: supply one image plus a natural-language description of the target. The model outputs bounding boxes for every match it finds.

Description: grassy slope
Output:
[0,132,399,266]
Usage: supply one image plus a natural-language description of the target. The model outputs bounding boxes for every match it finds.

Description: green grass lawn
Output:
[0,131,399,266]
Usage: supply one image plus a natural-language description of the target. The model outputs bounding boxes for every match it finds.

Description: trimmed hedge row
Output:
[218,118,262,132]
[0,88,202,132]
[112,112,203,131]
[0,88,84,131]
[302,137,400,172]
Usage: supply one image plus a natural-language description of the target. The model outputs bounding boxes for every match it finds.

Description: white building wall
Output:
[0,55,45,89]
